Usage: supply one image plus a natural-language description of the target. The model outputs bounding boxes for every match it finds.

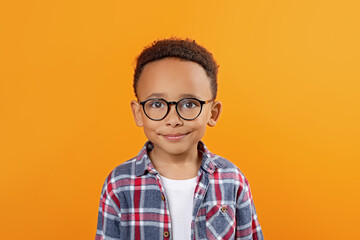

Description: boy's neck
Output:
[149,145,202,180]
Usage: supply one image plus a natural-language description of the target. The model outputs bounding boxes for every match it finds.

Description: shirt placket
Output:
[154,173,172,240]
[191,171,210,240]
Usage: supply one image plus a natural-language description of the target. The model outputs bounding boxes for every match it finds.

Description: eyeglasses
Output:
[139,98,213,121]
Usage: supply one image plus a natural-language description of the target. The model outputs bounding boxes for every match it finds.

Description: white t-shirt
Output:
[159,175,197,240]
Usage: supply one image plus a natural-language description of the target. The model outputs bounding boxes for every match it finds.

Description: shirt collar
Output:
[135,141,221,177]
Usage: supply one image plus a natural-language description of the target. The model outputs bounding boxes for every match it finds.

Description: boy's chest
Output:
[117,173,238,239]
[118,172,238,211]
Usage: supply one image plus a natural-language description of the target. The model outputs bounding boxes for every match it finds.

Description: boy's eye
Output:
[179,99,200,109]
[148,100,165,109]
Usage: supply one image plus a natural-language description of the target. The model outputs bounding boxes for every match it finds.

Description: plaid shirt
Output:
[95,141,264,240]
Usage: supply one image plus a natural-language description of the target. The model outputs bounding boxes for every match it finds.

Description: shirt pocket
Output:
[205,204,236,240]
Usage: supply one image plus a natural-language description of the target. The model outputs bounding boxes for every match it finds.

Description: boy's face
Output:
[131,57,222,157]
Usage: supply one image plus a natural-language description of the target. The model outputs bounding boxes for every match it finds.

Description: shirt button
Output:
[161,194,165,201]
[220,206,227,213]
[164,231,170,238]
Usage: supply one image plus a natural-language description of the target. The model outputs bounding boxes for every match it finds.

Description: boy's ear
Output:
[207,101,222,127]
[130,100,144,127]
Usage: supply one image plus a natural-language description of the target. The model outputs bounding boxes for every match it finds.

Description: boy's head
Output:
[133,38,219,100]
[130,38,222,157]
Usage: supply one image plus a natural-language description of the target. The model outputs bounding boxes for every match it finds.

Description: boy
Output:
[95,38,264,240]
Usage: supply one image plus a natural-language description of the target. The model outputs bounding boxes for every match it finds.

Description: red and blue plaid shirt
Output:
[95,141,263,240]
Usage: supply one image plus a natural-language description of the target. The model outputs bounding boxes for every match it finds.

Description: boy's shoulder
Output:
[199,142,245,177]
[211,154,239,170]
[105,142,154,181]
[111,157,139,176]
[207,153,247,181]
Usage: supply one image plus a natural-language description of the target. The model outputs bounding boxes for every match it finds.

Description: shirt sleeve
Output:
[95,173,121,240]
[235,176,264,240]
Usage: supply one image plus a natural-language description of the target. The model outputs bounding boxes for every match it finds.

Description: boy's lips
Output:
[161,132,189,141]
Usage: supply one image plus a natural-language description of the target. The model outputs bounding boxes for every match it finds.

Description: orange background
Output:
[1,0,359,239]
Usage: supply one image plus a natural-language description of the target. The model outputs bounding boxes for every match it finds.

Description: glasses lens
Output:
[177,99,202,120]
[144,99,168,120]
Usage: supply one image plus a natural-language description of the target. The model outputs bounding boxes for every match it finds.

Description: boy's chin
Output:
[151,141,198,156]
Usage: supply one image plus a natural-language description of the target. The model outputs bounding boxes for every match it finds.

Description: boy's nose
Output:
[165,105,183,127]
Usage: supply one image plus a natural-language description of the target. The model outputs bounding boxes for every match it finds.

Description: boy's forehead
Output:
[137,58,212,100]
[144,92,203,100]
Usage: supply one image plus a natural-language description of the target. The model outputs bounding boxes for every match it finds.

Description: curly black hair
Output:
[133,38,219,99]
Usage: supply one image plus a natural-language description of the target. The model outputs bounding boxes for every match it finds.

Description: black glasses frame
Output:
[139,98,213,121]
